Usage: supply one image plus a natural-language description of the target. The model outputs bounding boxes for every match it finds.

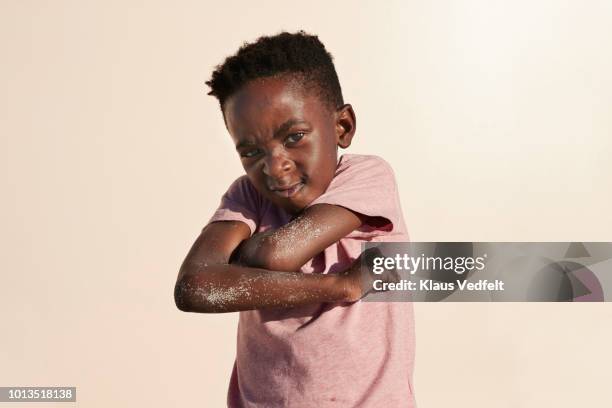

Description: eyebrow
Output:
[274,119,307,138]
[234,119,308,150]
[235,140,256,150]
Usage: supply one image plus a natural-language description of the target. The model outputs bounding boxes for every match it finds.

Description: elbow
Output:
[174,279,193,312]
[174,275,204,313]
[174,274,221,314]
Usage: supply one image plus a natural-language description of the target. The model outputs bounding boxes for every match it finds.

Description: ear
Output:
[335,104,356,149]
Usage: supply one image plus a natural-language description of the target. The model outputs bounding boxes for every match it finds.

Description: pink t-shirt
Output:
[209,154,416,408]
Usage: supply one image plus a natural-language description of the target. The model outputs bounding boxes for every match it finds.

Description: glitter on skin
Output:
[268,217,331,261]
[179,270,321,311]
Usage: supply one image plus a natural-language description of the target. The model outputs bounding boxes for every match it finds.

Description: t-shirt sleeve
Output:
[208,176,261,235]
[306,155,401,234]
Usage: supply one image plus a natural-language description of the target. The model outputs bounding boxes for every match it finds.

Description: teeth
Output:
[273,183,302,197]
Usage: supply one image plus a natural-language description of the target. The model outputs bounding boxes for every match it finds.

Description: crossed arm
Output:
[174,204,367,313]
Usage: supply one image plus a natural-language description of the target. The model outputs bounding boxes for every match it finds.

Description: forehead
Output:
[223,76,331,138]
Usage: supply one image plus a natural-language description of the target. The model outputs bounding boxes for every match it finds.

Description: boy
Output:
[175,31,415,407]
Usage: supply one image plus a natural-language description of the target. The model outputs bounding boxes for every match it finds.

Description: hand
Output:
[342,246,401,302]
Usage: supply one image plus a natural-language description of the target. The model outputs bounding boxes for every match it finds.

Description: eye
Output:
[240,148,262,158]
[285,132,305,145]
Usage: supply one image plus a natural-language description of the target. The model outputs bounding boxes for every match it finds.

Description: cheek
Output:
[305,142,337,185]
[317,136,339,169]
[311,133,336,158]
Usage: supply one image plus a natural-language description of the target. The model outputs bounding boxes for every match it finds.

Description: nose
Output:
[262,149,294,184]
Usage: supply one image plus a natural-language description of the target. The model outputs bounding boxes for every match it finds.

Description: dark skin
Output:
[174,75,392,313]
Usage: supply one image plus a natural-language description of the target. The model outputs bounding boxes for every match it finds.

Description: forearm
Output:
[236,204,363,272]
[174,263,349,313]
[235,230,300,271]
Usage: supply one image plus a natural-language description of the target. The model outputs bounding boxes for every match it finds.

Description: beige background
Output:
[1,1,611,407]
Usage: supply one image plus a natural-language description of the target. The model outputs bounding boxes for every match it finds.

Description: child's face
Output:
[224,75,354,214]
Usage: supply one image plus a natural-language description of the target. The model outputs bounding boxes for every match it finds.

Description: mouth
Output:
[270,182,305,198]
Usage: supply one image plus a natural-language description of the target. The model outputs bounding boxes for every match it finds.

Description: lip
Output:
[270,182,305,198]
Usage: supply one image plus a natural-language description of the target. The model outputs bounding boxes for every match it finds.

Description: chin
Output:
[267,186,321,215]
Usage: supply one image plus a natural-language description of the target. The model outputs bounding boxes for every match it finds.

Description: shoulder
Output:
[224,175,258,196]
[337,154,396,180]
[217,175,295,234]
[208,175,265,235]
[306,153,405,235]
[221,175,264,208]
[339,153,393,169]
[330,154,398,194]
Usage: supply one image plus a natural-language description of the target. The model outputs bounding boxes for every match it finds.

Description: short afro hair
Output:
[206,31,344,112]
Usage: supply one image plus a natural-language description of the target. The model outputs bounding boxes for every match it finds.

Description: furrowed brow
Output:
[235,140,256,150]
[274,119,307,138]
